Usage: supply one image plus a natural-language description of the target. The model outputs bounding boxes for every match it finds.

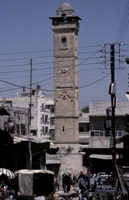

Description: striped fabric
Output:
[0,168,14,179]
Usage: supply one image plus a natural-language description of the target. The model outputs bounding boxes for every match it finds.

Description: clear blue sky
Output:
[0,0,129,109]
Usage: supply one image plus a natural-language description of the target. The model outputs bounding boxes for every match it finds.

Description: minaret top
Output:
[49,2,81,24]
[59,2,72,11]
[56,2,75,17]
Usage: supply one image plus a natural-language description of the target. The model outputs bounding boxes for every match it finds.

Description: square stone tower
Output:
[50,3,81,144]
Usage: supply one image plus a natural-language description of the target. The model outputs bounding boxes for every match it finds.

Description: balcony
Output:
[52,21,79,30]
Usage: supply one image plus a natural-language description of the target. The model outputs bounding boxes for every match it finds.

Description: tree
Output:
[81,106,89,113]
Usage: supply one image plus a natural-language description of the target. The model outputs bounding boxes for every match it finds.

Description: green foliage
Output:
[81,106,89,113]
[79,113,82,117]
[79,147,85,152]
[66,146,74,153]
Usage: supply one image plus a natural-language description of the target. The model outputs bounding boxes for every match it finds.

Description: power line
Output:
[114,2,129,43]
[0,51,102,63]
[0,72,110,93]
[79,73,110,89]
[0,44,102,56]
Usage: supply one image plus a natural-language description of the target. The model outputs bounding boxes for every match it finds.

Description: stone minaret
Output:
[50,2,81,144]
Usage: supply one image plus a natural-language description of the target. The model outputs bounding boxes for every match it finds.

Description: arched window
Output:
[62,13,67,22]
[62,13,66,17]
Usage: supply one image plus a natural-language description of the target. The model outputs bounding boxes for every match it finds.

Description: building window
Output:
[94,132,100,136]
[31,130,37,136]
[42,115,44,122]
[42,127,44,133]
[63,126,65,132]
[21,124,25,135]
[42,104,44,110]
[100,131,104,136]
[79,127,85,132]
[45,105,49,109]
[45,115,48,122]
[16,124,20,135]
[91,131,94,136]
[51,117,55,124]
[79,126,89,132]
[45,127,48,133]
[51,106,54,113]
[62,37,66,46]
[62,14,67,22]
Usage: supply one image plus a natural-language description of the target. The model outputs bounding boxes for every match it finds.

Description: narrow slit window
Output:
[62,37,66,46]
[63,126,65,132]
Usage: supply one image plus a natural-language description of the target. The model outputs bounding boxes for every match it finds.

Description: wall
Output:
[47,144,87,190]
[89,116,126,131]
[89,136,123,148]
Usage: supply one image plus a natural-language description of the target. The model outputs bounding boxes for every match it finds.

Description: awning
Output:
[46,160,60,165]
[46,146,59,155]
[89,154,119,160]
[14,169,54,176]
[13,135,51,154]
[0,107,10,116]
[79,136,89,144]
[0,168,14,179]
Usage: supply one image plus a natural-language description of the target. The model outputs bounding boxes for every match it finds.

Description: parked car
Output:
[96,174,113,188]
[89,172,106,190]
[96,172,106,181]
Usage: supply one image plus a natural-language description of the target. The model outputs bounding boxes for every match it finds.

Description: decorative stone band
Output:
[55,141,78,144]
[54,116,78,119]
[53,27,79,33]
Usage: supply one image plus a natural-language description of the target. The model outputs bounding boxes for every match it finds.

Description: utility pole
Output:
[110,44,116,186]
[30,59,32,126]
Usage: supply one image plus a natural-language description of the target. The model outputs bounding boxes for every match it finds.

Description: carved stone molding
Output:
[61,68,67,73]
[57,92,71,101]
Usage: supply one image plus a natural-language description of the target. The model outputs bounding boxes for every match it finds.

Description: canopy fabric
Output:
[0,107,10,116]
[14,169,54,176]
[89,154,119,160]
[0,168,14,179]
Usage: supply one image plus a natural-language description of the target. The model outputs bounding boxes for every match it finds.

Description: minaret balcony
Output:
[52,21,79,31]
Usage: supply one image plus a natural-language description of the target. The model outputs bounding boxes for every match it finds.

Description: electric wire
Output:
[0,44,102,56]
[0,50,107,92]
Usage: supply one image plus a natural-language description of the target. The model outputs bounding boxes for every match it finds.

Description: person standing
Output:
[86,171,92,188]
[78,171,90,200]
[62,173,71,193]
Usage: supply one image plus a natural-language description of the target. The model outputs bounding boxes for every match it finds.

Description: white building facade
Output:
[0,85,55,139]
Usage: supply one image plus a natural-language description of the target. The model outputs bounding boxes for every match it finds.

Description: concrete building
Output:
[79,111,89,144]
[89,102,129,149]
[0,103,29,135]
[0,85,55,139]
[50,2,81,144]
[88,102,129,173]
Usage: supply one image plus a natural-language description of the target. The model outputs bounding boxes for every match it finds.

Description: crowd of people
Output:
[62,170,122,200]
[77,170,92,200]
[0,175,15,200]
[62,170,93,199]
